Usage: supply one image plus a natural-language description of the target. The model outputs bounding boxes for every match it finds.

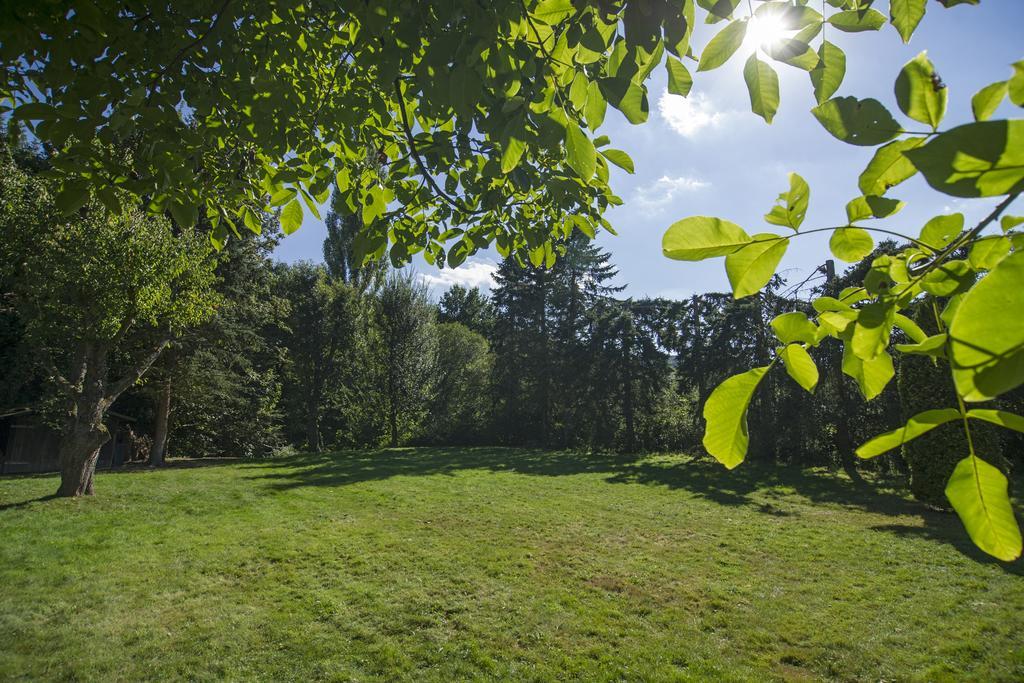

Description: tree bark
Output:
[56,420,109,497]
[150,376,171,466]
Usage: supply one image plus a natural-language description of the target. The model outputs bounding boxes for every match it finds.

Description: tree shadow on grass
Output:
[250,447,1024,570]
[249,446,919,516]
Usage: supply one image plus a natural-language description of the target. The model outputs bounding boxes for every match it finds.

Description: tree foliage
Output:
[663,35,1024,560]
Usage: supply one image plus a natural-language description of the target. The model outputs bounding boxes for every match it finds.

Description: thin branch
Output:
[147,0,232,103]
[393,78,485,216]
[104,337,172,402]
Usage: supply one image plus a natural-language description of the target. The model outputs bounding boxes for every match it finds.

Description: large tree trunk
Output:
[56,418,109,497]
[53,337,170,497]
[150,377,171,466]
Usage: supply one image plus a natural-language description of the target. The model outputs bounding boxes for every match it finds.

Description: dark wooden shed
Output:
[0,408,137,475]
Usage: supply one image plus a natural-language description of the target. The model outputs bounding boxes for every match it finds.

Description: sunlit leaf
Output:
[904,120,1024,197]
[764,172,809,231]
[967,409,1024,435]
[971,81,1007,122]
[780,344,818,393]
[858,138,925,196]
[665,55,693,97]
[828,8,886,32]
[725,233,788,299]
[890,0,927,43]
[968,235,1011,270]
[697,19,747,72]
[829,227,873,262]
[772,311,819,345]
[600,149,634,173]
[663,217,753,261]
[919,213,964,250]
[949,251,1024,401]
[856,408,960,458]
[895,52,947,129]
[280,199,303,235]
[842,346,895,400]
[585,81,607,131]
[946,455,1022,562]
[810,41,846,105]
[743,54,779,125]
[812,97,901,146]
[565,122,596,180]
[702,366,770,469]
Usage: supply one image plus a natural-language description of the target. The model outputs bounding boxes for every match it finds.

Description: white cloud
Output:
[657,90,733,138]
[418,258,498,292]
[632,174,710,215]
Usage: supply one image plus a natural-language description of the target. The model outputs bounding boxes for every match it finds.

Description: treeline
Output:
[2,132,1021,507]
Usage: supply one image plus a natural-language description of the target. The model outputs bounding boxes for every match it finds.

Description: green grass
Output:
[1,448,1023,682]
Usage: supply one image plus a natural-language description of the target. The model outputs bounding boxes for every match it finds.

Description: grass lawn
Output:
[1,448,1023,682]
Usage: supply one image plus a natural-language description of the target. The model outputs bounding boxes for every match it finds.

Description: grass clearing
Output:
[1,448,1023,681]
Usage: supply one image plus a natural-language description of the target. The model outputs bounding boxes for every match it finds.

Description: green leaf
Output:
[1002,215,1024,233]
[851,301,895,360]
[895,52,947,129]
[858,137,926,195]
[946,455,1022,562]
[949,251,1024,401]
[780,344,818,393]
[772,311,819,345]
[811,97,901,147]
[600,149,634,174]
[12,102,60,121]
[54,180,90,215]
[809,41,846,105]
[828,9,886,32]
[702,366,770,469]
[725,234,789,299]
[564,122,596,181]
[742,54,780,125]
[585,81,607,131]
[856,408,960,458]
[919,213,964,250]
[1009,60,1024,107]
[697,19,748,72]
[533,0,575,24]
[829,227,873,262]
[895,333,947,357]
[971,81,1007,122]
[845,195,904,222]
[968,409,1024,435]
[665,55,693,97]
[601,78,650,124]
[893,313,927,343]
[890,0,927,43]
[904,120,1024,198]
[968,235,1011,270]
[765,39,819,71]
[662,217,753,261]
[764,173,810,231]
[842,346,895,400]
[501,135,527,174]
[280,199,303,235]
[921,259,973,297]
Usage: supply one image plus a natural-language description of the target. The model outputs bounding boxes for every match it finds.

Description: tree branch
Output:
[393,78,485,217]
[147,0,232,103]
[104,337,172,403]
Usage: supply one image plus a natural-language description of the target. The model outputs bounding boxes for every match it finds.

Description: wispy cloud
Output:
[418,258,498,293]
[657,90,734,138]
[632,174,710,215]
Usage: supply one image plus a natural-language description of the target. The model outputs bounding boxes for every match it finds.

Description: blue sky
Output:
[274,1,1024,299]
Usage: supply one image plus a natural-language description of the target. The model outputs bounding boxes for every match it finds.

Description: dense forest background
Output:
[1,129,1021,507]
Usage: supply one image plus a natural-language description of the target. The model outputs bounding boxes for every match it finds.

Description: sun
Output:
[745,14,790,50]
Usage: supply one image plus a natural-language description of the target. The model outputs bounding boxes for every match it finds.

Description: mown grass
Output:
[1,448,1023,682]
